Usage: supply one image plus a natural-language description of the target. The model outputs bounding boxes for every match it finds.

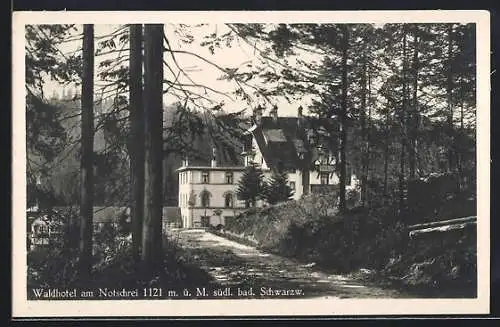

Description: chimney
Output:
[306,129,315,145]
[297,106,304,128]
[182,155,189,167]
[211,146,217,167]
[253,105,264,125]
[270,105,279,122]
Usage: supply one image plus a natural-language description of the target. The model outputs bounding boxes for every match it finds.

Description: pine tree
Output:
[236,163,265,207]
[78,24,94,281]
[338,24,349,213]
[142,24,164,267]
[25,25,76,210]
[263,171,294,205]
[129,24,145,261]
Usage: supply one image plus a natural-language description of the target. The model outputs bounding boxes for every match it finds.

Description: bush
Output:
[224,193,407,273]
[27,208,214,296]
[382,224,477,294]
[223,190,477,293]
[28,246,80,290]
[407,171,476,225]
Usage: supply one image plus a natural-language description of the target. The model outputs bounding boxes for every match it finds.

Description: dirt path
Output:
[170,229,411,299]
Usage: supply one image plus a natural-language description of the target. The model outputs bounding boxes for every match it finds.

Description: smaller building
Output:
[162,206,182,232]
[28,211,63,250]
[92,206,130,233]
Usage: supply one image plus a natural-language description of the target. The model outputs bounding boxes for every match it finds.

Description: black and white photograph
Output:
[12,10,490,317]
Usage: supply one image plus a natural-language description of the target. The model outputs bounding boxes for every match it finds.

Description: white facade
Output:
[177,163,359,228]
[178,165,249,228]
[177,113,360,228]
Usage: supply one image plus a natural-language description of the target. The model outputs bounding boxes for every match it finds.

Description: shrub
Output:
[221,183,477,295]
[27,207,214,295]
[28,246,80,290]
[382,224,477,293]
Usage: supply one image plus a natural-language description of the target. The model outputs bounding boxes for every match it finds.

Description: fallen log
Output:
[409,221,476,239]
[407,216,477,232]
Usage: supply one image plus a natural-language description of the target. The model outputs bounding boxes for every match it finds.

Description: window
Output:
[290,181,296,191]
[224,193,234,208]
[201,171,210,184]
[225,171,234,184]
[188,192,195,206]
[320,172,330,185]
[201,191,210,207]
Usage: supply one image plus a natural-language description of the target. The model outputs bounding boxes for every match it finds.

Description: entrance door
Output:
[200,216,210,228]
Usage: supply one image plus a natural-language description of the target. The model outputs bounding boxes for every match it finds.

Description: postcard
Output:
[12,10,490,318]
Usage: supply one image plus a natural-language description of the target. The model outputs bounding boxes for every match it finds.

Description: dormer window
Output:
[243,135,253,152]
[320,172,330,185]
[247,150,256,163]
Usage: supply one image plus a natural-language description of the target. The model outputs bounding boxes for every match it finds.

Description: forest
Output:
[25,23,477,294]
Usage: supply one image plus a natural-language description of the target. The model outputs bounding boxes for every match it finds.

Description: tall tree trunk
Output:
[447,24,454,172]
[142,24,164,267]
[409,24,419,180]
[360,55,368,206]
[367,64,372,204]
[457,88,465,191]
[129,24,144,261]
[383,109,390,197]
[78,24,94,281]
[399,25,408,215]
[338,25,349,213]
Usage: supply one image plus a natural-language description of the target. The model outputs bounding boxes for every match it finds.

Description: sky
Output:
[38,21,478,125]
[43,24,317,117]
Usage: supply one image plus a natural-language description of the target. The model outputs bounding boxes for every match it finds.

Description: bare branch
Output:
[165,81,234,101]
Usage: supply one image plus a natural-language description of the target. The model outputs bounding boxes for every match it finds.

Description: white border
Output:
[12,10,491,317]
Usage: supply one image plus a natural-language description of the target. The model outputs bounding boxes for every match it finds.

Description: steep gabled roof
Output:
[162,207,182,223]
[92,206,128,223]
[249,115,342,172]
[249,117,313,171]
[182,131,244,167]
